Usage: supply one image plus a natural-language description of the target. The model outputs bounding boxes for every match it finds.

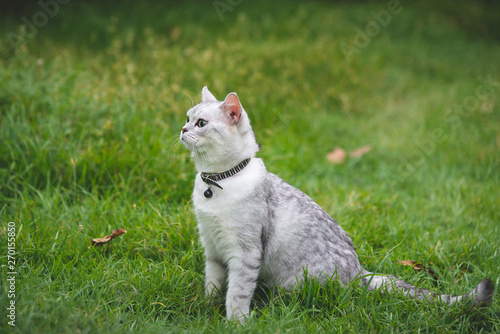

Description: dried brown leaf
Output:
[397,260,439,280]
[349,145,371,158]
[327,147,346,164]
[399,260,422,270]
[88,228,127,249]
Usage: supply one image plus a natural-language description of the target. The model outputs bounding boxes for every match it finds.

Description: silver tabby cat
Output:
[180,86,494,322]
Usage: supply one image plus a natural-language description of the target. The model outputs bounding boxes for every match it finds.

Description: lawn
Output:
[0,0,499,333]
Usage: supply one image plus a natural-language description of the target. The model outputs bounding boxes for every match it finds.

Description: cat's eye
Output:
[196,119,208,128]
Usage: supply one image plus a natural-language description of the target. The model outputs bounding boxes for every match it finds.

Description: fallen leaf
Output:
[88,228,127,249]
[327,147,346,164]
[399,260,424,270]
[398,260,439,281]
[349,145,371,158]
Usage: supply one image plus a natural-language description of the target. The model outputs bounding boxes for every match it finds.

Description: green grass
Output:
[1,0,499,332]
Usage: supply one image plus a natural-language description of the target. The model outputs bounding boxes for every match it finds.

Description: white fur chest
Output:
[192,159,266,263]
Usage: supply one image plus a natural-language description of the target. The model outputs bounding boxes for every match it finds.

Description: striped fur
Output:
[180,87,495,322]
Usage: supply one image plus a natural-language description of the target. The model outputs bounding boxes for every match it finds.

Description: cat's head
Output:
[180,86,259,172]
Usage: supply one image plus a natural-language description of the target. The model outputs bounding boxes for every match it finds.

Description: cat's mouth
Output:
[180,132,199,151]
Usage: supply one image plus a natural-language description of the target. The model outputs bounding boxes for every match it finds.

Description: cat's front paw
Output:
[204,282,222,297]
[226,307,248,324]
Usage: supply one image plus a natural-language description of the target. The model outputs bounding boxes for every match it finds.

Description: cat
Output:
[180,86,495,322]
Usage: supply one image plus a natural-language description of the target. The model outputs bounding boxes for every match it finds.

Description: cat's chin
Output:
[181,141,195,151]
[192,152,252,174]
[180,135,200,152]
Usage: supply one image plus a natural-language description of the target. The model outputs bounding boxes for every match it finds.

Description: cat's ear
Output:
[201,86,217,103]
[222,92,242,123]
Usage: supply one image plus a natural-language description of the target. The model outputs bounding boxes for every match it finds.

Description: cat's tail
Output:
[359,270,495,307]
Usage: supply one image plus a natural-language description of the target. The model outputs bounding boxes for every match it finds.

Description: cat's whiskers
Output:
[184,93,195,107]
[167,133,185,160]
[179,130,211,171]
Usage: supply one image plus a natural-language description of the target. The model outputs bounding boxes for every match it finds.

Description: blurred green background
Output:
[0,0,499,333]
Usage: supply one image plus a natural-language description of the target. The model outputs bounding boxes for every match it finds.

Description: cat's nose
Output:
[181,127,187,133]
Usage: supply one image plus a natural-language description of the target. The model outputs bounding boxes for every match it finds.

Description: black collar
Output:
[201,158,251,190]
